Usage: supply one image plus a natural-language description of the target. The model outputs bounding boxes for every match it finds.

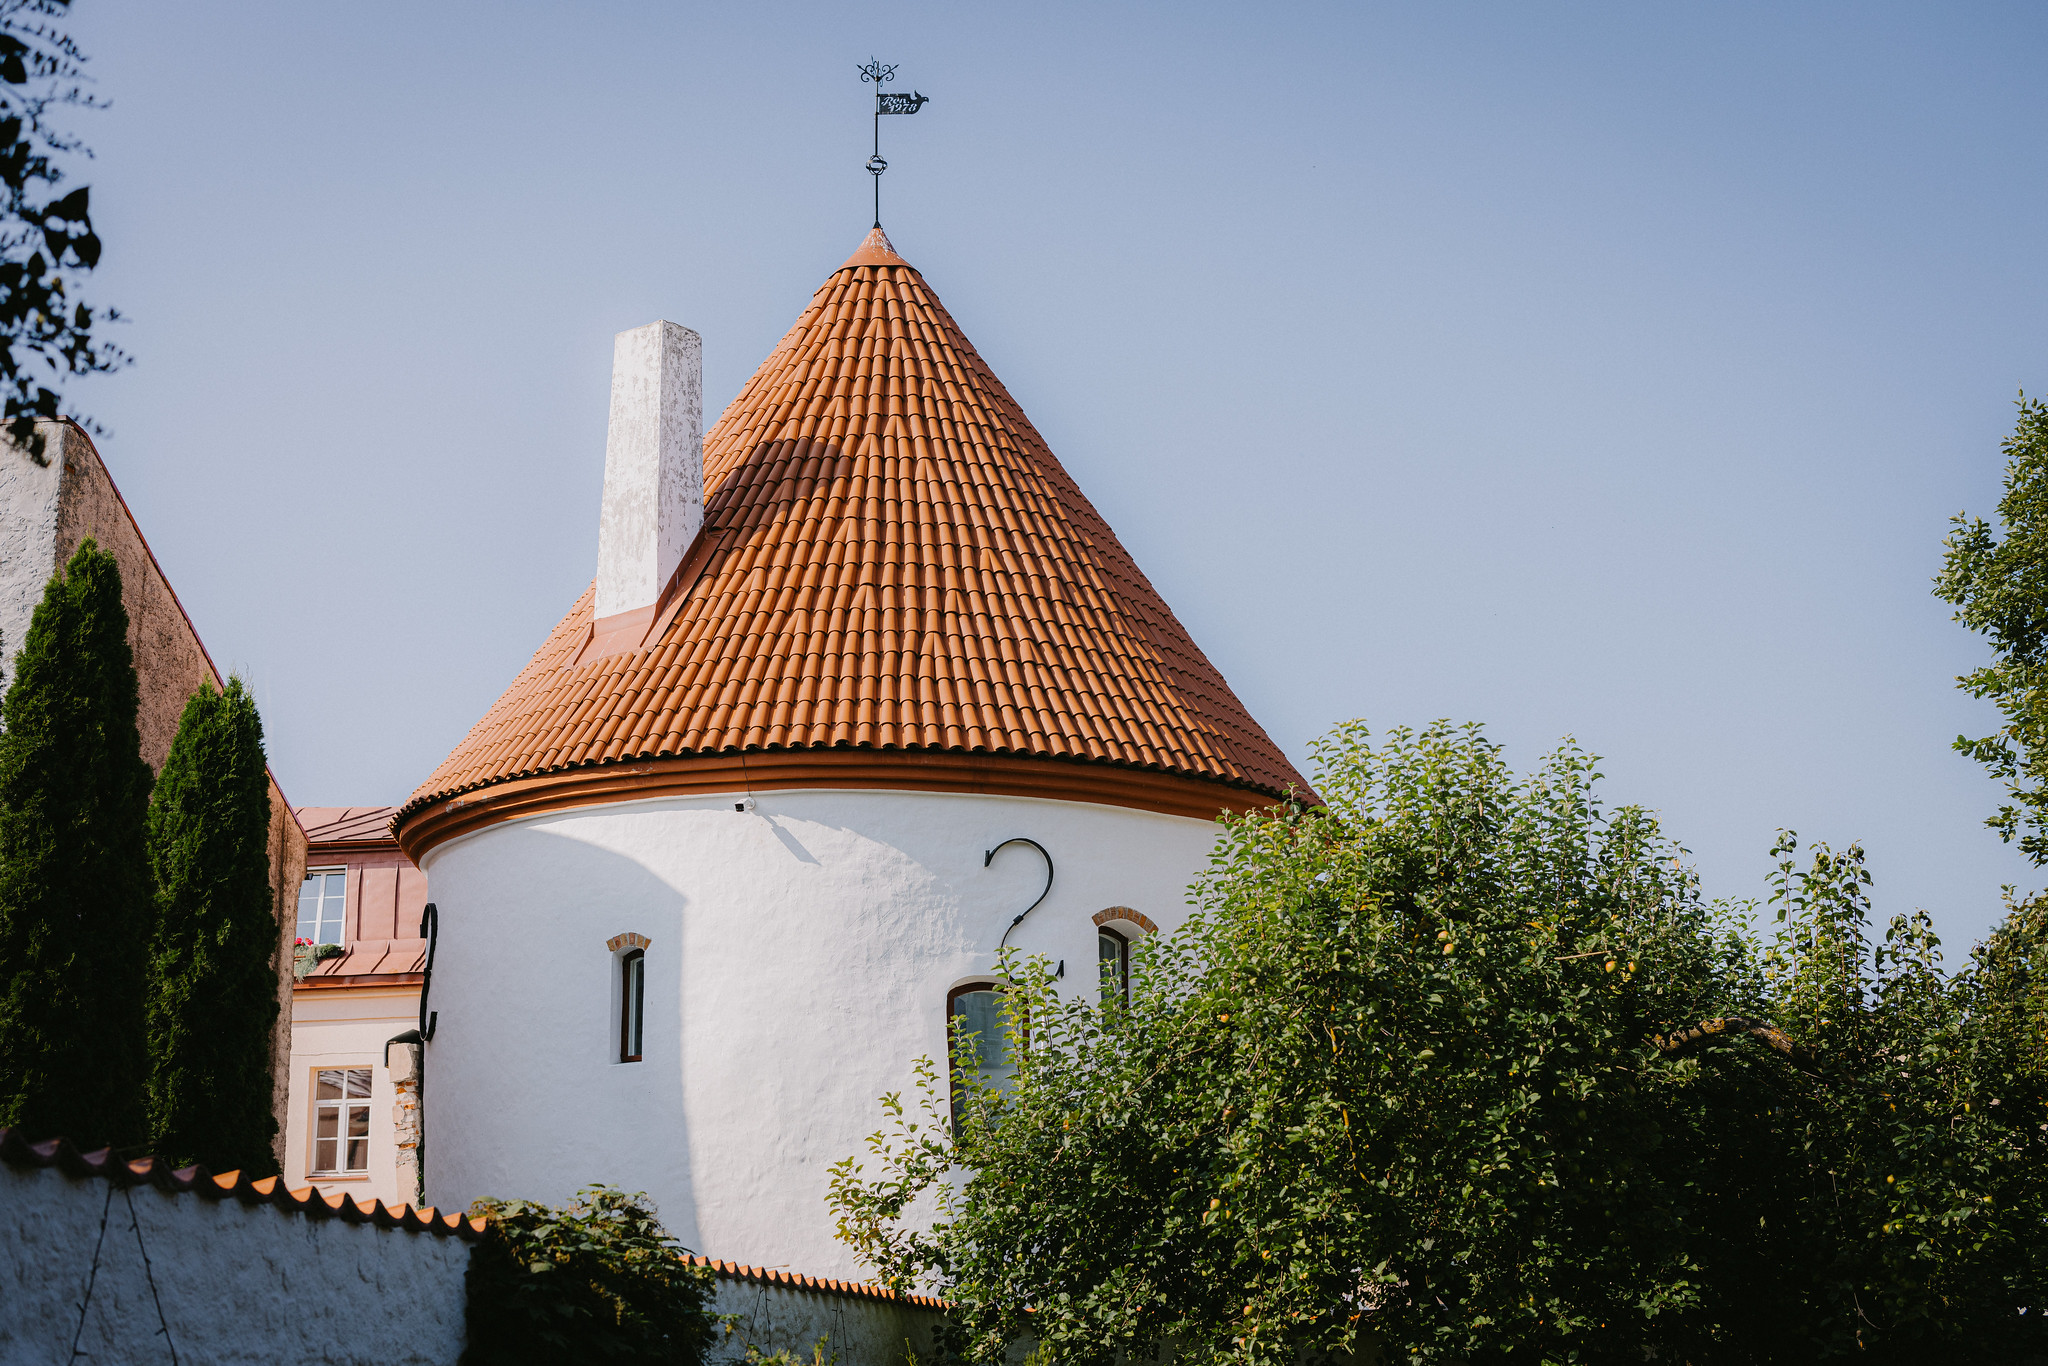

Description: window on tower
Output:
[1098,926,1130,1006]
[947,981,1018,1128]
[619,949,645,1063]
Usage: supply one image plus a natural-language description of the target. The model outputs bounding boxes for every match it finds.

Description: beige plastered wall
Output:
[3,420,308,1168]
[285,982,423,1207]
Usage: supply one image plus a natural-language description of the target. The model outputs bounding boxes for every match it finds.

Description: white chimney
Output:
[595,320,703,622]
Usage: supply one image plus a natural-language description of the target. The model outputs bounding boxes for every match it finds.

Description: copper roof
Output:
[294,805,429,981]
[400,229,1306,832]
[298,805,401,846]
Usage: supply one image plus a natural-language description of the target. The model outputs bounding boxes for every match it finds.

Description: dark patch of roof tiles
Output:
[405,229,1308,817]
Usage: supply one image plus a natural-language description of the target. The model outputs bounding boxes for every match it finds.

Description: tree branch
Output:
[1652,1016,1796,1056]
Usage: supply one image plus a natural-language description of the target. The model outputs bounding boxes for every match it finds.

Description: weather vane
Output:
[858,58,929,230]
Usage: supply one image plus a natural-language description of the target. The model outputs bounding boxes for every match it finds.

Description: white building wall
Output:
[419,786,1222,1279]
[286,983,423,1207]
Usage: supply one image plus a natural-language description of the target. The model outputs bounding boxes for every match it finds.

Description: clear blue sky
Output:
[61,1,2048,950]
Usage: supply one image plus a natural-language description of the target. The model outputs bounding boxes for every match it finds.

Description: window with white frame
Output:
[311,1067,372,1175]
[296,868,347,946]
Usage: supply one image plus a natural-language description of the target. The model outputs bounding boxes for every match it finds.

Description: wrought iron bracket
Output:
[987,838,1054,951]
[418,901,439,1042]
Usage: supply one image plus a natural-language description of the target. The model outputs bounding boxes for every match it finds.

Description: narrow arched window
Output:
[947,981,1017,1126]
[618,949,645,1063]
[1098,926,1130,1006]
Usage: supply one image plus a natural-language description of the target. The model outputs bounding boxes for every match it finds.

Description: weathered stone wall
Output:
[3,1136,951,1366]
[1,1151,472,1365]
[709,1273,947,1364]
[1,419,310,1172]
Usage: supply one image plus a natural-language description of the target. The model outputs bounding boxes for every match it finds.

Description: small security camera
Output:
[735,796,756,813]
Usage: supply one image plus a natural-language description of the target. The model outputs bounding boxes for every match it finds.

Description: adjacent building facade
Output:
[287,806,429,1206]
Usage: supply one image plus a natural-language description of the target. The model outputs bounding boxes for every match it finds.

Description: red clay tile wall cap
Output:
[840,224,913,269]
[686,1252,949,1309]
[0,1127,485,1240]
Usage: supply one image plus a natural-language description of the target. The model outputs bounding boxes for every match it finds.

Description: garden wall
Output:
[703,1256,949,1363]
[0,1132,477,1365]
[1,1130,950,1365]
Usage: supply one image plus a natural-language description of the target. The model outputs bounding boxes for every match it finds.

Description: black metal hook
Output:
[418,901,439,1042]
[987,838,1054,951]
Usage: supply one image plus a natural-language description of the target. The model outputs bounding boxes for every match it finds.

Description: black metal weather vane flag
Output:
[858,58,929,229]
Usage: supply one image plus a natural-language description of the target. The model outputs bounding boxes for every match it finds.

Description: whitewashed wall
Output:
[0,1157,470,1365]
[419,785,1223,1280]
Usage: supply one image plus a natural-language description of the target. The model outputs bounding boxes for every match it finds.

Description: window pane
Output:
[316,1071,342,1101]
[629,957,644,1056]
[346,1137,368,1171]
[345,1068,372,1099]
[316,1107,337,1139]
[952,990,1015,1079]
[324,872,347,899]
[1099,932,1123,1003]
[296,878,321,941]
[346,1103,370,1138]
[316,1138,337,1171]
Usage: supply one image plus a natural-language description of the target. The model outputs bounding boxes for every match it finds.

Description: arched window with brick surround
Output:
[947,980,1019,1126]
[1093,907,1158,1006]
[608,933,650,1063]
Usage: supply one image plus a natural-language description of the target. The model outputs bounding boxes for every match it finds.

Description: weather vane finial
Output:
[858,57,929,230]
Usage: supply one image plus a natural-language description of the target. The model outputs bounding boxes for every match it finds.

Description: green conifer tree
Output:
[145,677,280,1174]
[0,539,153,1147]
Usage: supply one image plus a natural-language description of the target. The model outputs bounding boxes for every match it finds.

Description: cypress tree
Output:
[145,679,280,1171]
[0,539,154,1148]
[145,677,280,1174]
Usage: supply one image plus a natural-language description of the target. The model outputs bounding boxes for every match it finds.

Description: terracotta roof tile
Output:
[0,1127,484,1238]
[403,229,1307,820]
[686,1253,947,1309]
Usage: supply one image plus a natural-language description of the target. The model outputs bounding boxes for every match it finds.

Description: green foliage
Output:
[462,1184,721,1366]
[0,1,124,460]
[145,677,279,1174]
[831,721,2048,1365]
[735,1339,838,1365]
[1935,392,2048,863]
[0,538,151,1148]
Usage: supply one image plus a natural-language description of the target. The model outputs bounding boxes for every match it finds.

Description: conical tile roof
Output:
[397,230,1307,854]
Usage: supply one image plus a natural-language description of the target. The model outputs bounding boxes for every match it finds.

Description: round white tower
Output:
[395,229,1307,1280]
